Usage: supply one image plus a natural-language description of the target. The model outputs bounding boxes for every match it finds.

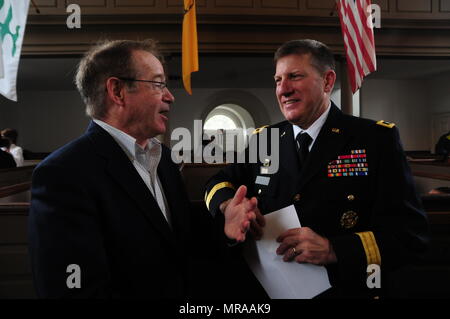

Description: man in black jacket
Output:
[205,39,429,298]
[29,40,193,298]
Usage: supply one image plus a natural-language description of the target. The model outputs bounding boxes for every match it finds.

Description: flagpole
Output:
[340,57,353,115]
[30,0,40,13]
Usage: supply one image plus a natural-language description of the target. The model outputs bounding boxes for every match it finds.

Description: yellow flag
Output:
[182,0,199,95]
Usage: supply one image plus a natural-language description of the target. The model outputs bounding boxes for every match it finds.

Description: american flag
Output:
[337,0,377,93]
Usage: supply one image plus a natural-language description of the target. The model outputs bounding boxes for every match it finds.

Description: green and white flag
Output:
[0,41,4,79]
[0,0,30,101]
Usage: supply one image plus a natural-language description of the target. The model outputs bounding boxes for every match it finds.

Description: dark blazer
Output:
[205,103,429,298]
[29,122,192,298]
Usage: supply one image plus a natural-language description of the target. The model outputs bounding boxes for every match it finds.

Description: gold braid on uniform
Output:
[376,120,395,129]
[252,125,269,135]
[205,182,235,210]
[355,231,381,266]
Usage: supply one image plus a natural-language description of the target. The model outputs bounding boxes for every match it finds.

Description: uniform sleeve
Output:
[204,161,253,217]
[204,126,278,217]
[329,126,429,288]
[28,163,111,298]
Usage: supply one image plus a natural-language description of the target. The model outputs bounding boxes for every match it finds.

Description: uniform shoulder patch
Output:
[253,125,269,135]
[376,120,395,128]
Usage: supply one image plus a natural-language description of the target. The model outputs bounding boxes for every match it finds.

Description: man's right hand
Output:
[220,185,265,242]
[249,207,265,240]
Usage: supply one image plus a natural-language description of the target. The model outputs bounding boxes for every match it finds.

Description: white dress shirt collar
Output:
[292,102,332,150]
[93,119,161,168]
[93,119,170,226]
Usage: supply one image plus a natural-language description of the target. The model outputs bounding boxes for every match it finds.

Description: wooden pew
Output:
[410,161,450,194]
[0,166,36,298]
[0,166,36,188]
[0,161,448,298]
[0,165,35,203]
[0,202,35,298]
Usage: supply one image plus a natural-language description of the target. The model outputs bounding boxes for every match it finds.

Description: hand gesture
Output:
[222,185,258,242]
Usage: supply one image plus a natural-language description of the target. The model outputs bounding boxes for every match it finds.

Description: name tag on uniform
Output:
[260,158,271,175]
[255,175,270,186]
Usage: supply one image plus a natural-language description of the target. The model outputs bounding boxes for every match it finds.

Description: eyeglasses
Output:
[117,77,168,91]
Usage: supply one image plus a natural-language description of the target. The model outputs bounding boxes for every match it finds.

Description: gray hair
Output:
[75,39,162,119]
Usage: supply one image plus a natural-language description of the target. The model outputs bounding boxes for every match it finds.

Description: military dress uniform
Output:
[205,103,429,298]
[435,131,450,158]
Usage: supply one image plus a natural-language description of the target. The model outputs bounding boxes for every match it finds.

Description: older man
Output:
[205,39,429,298]
[29,40,193,298]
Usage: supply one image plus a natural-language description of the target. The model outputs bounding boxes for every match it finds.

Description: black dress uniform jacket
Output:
[435,131,450,157]
[29,122,192,298]
[205,103,429,298]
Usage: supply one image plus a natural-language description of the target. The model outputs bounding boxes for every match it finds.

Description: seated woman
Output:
[1,128,24,167]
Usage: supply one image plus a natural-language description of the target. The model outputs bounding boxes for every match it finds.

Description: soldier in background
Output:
[435,130,450,161]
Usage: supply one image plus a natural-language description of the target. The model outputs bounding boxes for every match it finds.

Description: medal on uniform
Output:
[328,149,369,177]
[340,211,359,229]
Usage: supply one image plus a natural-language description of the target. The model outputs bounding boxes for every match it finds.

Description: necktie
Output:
[296,132,312,169]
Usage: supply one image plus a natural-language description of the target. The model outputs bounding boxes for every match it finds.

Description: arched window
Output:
[203,104,256,154]
[204,103,255,131]
[204,114,237,130]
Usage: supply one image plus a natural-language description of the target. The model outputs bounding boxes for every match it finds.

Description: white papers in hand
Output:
[243,205,331,299]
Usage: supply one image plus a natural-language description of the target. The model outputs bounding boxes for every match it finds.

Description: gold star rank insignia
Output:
[376,120,395,128]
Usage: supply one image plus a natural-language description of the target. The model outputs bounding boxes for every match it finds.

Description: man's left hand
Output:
[276,227,337,265]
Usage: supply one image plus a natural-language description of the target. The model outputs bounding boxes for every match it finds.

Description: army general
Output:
[204,39,429,298]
